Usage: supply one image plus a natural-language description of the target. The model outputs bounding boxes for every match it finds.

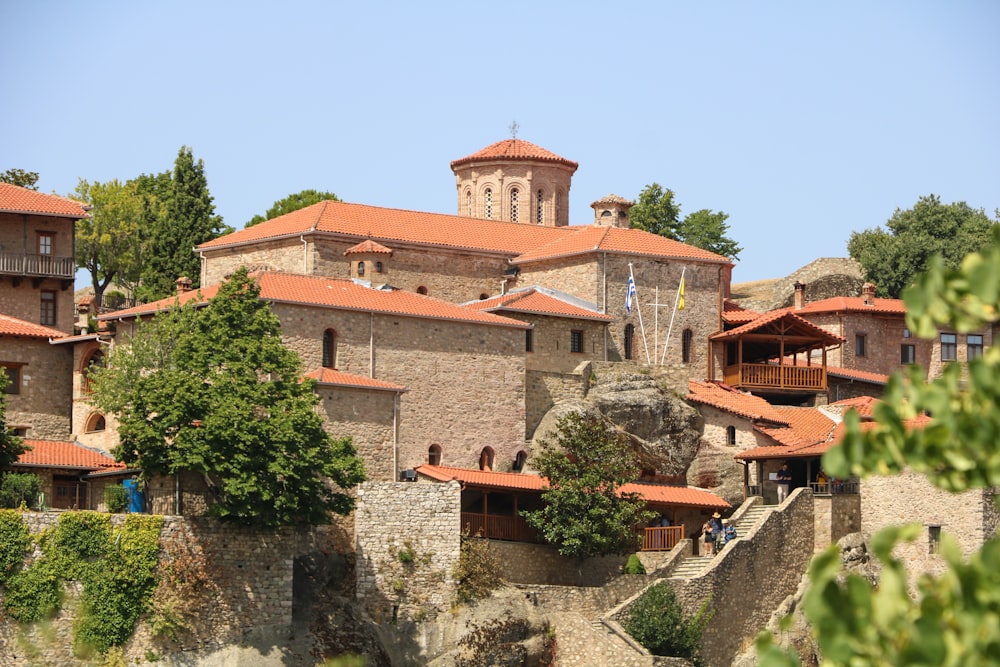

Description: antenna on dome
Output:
[509,121,519,139]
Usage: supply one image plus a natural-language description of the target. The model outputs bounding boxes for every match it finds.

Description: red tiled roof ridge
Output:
[711,309,846,343]
[784,295,906,315]
[465,286,613,322]
[687,380,791,425]
[0,313,70,339]
[0,183,91,218]
[304,367,408,392]
[344,239,393,255]
[16,439,125,470]
[450,139,579,171]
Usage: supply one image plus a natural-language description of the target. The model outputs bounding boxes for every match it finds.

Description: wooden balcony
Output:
[641,525,685,551]
[723,363,826,391]
[0,252,75,279]
[461,512,539,542]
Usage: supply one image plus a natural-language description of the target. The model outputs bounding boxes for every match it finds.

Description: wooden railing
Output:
[723,363,825,391]
[641,525,685,551]
[0,252,75,279]
[810,480,860,495]
[461,513,539,542]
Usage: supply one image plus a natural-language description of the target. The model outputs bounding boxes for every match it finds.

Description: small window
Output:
[428,444,442,466]
[86,413,106,433]
[2,365,21,394]
[555,192,563,225]
[510,187,519,222]
[968,335,984,360]
[37,232,54,255]
[484,188,493,219]
[855,334,867,358]
[322,329,337,369]
[466,190,473,217]
[570,330,583,354]
[901,344,915,364]
[929,525,942,554]
[525,329,533,353]
[682,329,694,364]
[726,425,737,446]
[601,210,612,217]
[416,286,428,295]
[512,450,527,471]
[376,261,384,273]
[536,190,544,223]
[903,328,911,338]
[357,261,365,277]
[479,293,489,300]
[40,291,56,327]
[624,323,635,360]
[941,333,957,361]
[479,447,495,471]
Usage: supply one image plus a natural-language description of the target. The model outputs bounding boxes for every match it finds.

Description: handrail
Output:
[0,252,75,279]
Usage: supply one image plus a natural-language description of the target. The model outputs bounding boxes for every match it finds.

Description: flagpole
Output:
[654,286,659,366]
[628,263,651,365]
[661,267,686,365]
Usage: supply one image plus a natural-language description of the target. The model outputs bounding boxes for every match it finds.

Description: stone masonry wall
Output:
[453,161,575,226]
[355,481,461,624]
[525,366,589,440]
[315,384,398,481]
[525,313,608,373]
[1,511,336,666]
[813,493,861,551]
[0,335,73,439]
[200,239,306,285]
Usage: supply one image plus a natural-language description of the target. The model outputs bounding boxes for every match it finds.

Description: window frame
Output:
[900,343,915,365]
[682,328,694,364]
[941,333,957,362]
[322,329,337,369]
[37,231,55,256]
[726,425,737,447]
[2,364,22,395]
[570,330,584,354]
[40,290,56,326]
[624,323,635,360]
[967,334,984,360]
[855,333,867,358]
[525,329,533,353]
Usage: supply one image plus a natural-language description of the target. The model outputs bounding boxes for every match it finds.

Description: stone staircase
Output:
[668,503,771,581]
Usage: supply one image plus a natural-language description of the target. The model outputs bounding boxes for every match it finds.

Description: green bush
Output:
[0,473,41,509]
[3,561,63,623]
[454,534,504,604]
[0,510,31,584]
[105,485,128,513]
[623,582,712,665]
[623,553,646,574]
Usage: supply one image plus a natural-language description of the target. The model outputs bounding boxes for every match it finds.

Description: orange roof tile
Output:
[344,239,393,255]
[513,225,730,265]
[414,465,730,509]
[687,381,790,425]
[0,183,90,219]
[826,366,890,385]
[465,287,613,322]
[791,296,906,316]
[304,367,407,392]
[828,395,880,418]
[16,440,126,471]
[0,313,68,339]
[711,309,846,344]
[100,273,532,330]
[450,139,579,171]
[722,300,762,324]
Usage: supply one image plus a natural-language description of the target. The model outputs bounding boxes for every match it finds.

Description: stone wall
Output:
[524,313,608,373]
[355,481,461,623]
[315,383,398,481]
[525,365,589,440]
[686,404,769,507]
[200,239,306,285]
[1,511,337,666]
[813,492,861,551]
[453,160,575,226]
[0,335,73,439]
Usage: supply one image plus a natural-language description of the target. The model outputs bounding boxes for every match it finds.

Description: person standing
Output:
[702,519,715,557]
[776,463,792,503]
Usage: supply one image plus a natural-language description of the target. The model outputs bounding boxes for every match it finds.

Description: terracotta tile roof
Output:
[0,313,68,339]
[739,406,840,460]
[772,406,838,445]
[0,183,90,219]
[513,225,730,265]
[344,239,393,255]
[414,465,730,509]
[686,381,790,425]
[304,367,407,392]
[16,440,126,471]
[450,139,579,171]
[465,287,613,322]
[711,309,846,344]
[722,300,762,324]
[100,273,531,330]
[785,358,889,385]
[591,194,633,206]
[828,395,880,418]
[791,296,907,316]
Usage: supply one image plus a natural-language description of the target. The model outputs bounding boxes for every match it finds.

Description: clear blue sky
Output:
[3,1,997,286]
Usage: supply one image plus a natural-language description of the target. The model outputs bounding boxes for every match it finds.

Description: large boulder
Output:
[532,366,703,476]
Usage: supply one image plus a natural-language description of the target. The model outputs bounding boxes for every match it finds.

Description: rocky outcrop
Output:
[731,257,864,313]
[532,365,703,476]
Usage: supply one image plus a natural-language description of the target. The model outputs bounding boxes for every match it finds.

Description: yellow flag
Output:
[678,276,686,310]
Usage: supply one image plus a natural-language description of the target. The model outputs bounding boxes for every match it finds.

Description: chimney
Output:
[175,276,193,295]
[76,297,93,332]
[862,282,876,307]
[793,281,806,310]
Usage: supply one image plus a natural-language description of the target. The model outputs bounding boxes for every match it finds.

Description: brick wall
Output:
[0,336,72,439]
[452,161,575,226]
[354,481,461,623]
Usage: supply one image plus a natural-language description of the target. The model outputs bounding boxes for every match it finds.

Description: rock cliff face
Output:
[532,365,703,477]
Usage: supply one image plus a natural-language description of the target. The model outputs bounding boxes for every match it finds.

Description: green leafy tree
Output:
[847,194,998,298]
[72,178,143,308]
[246,189,339,227]
[521,412,654,559]
[630,183,741,260]
[0,168,40,190]
[91,267,366,527]
[0,373,26,471]
[757,228,1000,667]
[623,582,712,665]
[138,146,230,302]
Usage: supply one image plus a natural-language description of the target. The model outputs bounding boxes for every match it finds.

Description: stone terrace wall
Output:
[355,481,461,624]
[626,490,815,667]
[1,512,337,666]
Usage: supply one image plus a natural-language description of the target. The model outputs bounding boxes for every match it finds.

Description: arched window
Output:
[682,328,694,364]
[510,188,519,222]
[417,286,428,295]
[466,190,473,217]
[624,324,635,360]
[479,447,495,471]
[484,188,493,219]
[82,349,105,393]
[428,444,442,466]
[601,210,612,217]
[726,425,737,446]
[512,450,527,471]
[536,190,544,223]
[86,413,106,433]
[322,329,337,369]
[376,261,384,273]
[555,192,562,225]
[479,293,489,300]
[357,261,365,277]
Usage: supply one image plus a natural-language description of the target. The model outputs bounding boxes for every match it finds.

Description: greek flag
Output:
[625,276,637,313]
